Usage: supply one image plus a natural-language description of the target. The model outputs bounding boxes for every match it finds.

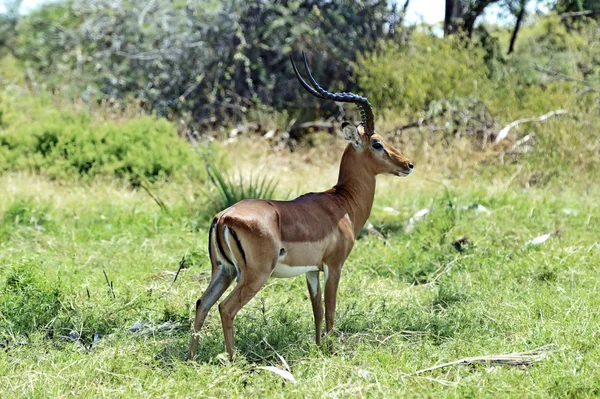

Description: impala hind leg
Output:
[306,271,323,345]
[218,269,271,359]
[189,264,235,360]
[324,266,341,352]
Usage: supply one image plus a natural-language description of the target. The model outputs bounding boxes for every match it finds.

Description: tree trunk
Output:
[445,0,500,38]
[462,0,500,39]
[444,0,466,37]
[508,3,526,55]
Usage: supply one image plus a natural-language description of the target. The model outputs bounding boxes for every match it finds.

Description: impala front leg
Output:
[324,265,341,351]
[306,271,323,345]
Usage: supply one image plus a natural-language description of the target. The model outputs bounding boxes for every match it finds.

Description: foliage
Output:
[356,34,490,112]
[201,163,281,219]
[507,15,600,83]
[554,0,600,12]
[357,16,598,128]
[13,0,406,124]
[0,0,21,57]
[0,93,199,181]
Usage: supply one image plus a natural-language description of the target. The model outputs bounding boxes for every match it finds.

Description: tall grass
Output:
[201,163,281,219]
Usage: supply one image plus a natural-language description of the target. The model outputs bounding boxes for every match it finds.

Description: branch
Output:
[494,110,568,144]
[288,121,335,137]
[398,0,410,25]
[560,10,600,20]
[530,63,600,92]
[394,114,434,133]
[414,345,556,374]
[138,0,157,27]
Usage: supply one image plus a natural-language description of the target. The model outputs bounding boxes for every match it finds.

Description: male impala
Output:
[189,52,413,360]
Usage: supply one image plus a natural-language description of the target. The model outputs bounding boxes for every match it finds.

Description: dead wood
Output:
[560,10,600,20]
[414,345,556,375]
[494,110,568,144]
[288,121,335,140]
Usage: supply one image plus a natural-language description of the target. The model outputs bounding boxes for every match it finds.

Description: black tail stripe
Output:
[213,223,233,265]
[228,227,247,264]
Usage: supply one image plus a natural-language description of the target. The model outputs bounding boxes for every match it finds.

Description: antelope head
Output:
[291,51,414,178]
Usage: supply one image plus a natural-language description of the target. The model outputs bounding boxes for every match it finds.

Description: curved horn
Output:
[290,51,375,136]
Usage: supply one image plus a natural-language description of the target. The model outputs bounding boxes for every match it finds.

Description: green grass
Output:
[0,160,598,397]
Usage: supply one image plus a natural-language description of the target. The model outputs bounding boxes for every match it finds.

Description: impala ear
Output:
[342,122,364,151]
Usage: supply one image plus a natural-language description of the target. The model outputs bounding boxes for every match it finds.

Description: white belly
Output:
[271,264,319,278]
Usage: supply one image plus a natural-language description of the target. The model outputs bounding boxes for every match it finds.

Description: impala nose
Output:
[408,163,414,171]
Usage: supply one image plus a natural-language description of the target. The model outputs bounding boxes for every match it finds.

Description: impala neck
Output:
[332,145,376,237]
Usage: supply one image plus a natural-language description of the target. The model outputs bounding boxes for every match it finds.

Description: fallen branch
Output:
[394,114,434,134]
[229,122,263,138]
[288,121,335,139]
[494,110,568,144]
[362,223,388,244]
[560,9,600,20]
[414,345,556,375]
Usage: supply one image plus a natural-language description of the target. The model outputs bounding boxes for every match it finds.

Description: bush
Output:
[14,0,406,124]
[356,20,597,123]
[0,94,198,181]
[356,34,490,112]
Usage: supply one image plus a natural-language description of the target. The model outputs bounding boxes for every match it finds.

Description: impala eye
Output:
[372,141,383,151]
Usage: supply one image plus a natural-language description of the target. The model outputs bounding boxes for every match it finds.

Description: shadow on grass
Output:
[155,307,314,366]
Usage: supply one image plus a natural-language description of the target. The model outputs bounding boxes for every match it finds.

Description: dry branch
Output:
[560,10,600,20]
[394,115,434,134]
[229,122,263,137]
[531,64,600,92]
[414,345,556,374]
[288,121,335,139]
[494,110,568,144]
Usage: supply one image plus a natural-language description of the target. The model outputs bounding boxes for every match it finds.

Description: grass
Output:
[203,162,281,219]
[0,126,599,397]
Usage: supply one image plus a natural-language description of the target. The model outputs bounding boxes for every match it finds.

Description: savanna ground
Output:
[1,115,599,397]
[1,2,600,397]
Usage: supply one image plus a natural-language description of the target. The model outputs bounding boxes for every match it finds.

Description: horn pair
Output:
[290,51,375,136]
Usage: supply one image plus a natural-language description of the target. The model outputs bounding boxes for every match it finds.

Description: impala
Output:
[189,52,413,360]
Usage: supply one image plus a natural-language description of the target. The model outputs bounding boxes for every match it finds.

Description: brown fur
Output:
[189,128,413,359]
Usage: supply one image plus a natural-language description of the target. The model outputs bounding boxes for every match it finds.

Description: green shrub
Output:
[0,94,198,181]
[198,163,281,221]
[356,19,598,123]
[14,0,405,123]
[356,34,490,112]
